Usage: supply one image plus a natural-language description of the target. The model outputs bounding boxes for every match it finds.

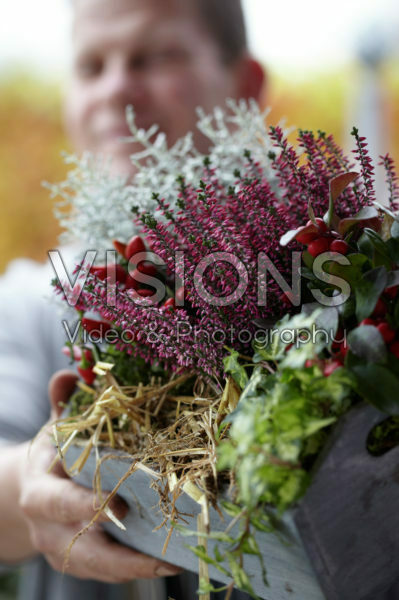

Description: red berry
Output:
[164,297,175,309]
[323,360,343,377]
[389,341,399,358]
[307,217,328,232]
[91,264,126,284]
[112,240,127,257]
[77,365,96,386]
[135,288,155,297]
[137,261,157,276]
[372,298,387,318]
[296,230,318,245]
[384,285,398,299]
[359,318,376,327]
[126,266,157,290]
[127,288,156,305]
[307,237,330,257]
[125,235,146,260]
[125,274,139,290]
[83,349,94,363]
[377,322,396,344]
[81,318,111,336]
[329,240,349,255]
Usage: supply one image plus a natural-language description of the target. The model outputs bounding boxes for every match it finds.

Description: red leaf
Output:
[329,172,359,204]
[280,223,318,247]
[338,206,380,236]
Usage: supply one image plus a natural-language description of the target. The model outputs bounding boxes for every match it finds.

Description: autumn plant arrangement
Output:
[49,102,399,599]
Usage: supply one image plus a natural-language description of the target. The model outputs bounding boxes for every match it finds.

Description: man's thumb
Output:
[48,370,79,419]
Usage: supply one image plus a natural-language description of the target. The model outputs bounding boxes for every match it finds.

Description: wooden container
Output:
[65,403,399,600]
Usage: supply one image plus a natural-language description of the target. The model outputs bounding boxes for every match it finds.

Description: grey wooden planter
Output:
[65,403,399,600]
[294,402,399,600]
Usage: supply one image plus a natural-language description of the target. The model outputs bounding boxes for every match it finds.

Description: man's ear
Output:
[233,55,266,102]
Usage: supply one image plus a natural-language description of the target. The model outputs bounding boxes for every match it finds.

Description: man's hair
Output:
[71,0,247,65]
[193,0,247,64]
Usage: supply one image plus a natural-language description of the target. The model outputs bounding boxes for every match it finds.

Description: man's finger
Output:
[60,525,182,582]
[48,370,79,418]
[20,474,128,524]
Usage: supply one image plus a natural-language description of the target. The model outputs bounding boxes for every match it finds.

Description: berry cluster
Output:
[305,284,399,378]
[357,286,399,358]
[91,234,178,310]
[62,345,96,385]
[296,217,349,258]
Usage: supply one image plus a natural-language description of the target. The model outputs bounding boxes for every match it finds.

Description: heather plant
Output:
[53,112,390,378]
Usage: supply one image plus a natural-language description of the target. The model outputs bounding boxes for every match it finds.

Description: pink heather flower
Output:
[55,126,392,378]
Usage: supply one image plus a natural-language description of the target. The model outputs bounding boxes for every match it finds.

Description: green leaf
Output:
[355,266,388,321]
[214,544,225,563]
[325,252,369,289]
[307,201,317,224]
[385,352,399,380]
[197,579,229,594]
[358,232,375,259]
[226,552,261,599]
[338,294,356,320]
[301,249,314,269]
[240,534,262,556]
[220,501,245,518]
[172,522,237,545]
[241,534,269,586]
[362,228,393,266]
[301,305,339,339]
[223,350,248,389]
[386,238,399,263]
[386,270,399,288]
[348,325,387,363]
[303,417,337,436]
[351,364,399,414]
[186,545,231,577]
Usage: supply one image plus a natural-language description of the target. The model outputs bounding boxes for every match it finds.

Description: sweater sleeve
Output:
[0,258,70,444]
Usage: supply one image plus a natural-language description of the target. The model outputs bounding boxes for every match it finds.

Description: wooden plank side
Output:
[295,403,399,600]
[65,446,325,600]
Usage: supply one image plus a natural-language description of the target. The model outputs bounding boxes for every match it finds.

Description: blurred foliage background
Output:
[0,61,399,273]
[0,72,68,273]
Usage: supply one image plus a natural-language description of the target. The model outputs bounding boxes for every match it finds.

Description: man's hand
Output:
[18,370,181,582]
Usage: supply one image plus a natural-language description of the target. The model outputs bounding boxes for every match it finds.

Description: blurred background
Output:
[1,0,399,275]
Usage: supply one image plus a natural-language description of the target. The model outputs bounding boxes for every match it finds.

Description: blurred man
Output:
[0,1,264,599]
[65,0,264,176]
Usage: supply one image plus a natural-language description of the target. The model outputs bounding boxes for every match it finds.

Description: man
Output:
[0,0,264,598]
[65,0,264,176]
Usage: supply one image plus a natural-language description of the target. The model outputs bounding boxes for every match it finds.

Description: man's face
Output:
[64,0,238,175]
